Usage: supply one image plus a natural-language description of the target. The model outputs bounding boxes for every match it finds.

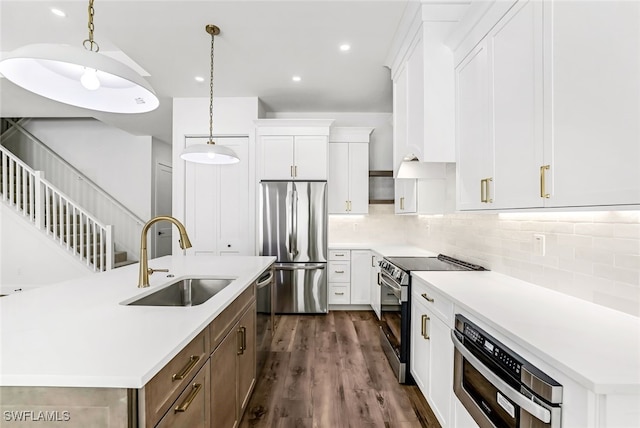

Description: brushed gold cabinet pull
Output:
[241,326,247,352]
[486,177,493,203]
[172,355,200,381]
[480,179,486,203]
[371,255,376,267]
[400,196,405,210]
[335,292,345,296]
[335,270,345,274]
[421,293,434,303]
[348,201,352,211]
[540,165,550,198]
[174,383,203,413]
[237,327,246,355]
[421,314,430,340]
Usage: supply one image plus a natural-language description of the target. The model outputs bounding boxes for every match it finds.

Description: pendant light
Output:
[0,0,159,114]
[180,25,240,165]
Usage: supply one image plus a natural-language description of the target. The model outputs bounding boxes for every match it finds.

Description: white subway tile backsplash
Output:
[329,207,640,317]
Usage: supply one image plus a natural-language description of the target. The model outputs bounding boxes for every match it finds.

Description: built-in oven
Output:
[256,265,275,376]
[379,254,486,384]
[452,314,563,428]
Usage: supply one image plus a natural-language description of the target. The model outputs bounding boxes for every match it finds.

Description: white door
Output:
[370,254,381,319]
[350,250,371,305]
[293,136,328,180]
[328,143,350,214]
[544,0,640,207]
[154,162,173,257]
[456,42,493,210]
[349,143,369,214]
[260,135,294,180]
[491,0,544,209]
[395,179,417,214]
[410,295,431,395]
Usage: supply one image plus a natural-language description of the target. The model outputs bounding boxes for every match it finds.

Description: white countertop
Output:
[412,270,640,395]
[0,255,275,389]
[329,243,438,258]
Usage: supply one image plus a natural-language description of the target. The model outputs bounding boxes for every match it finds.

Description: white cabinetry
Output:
[370,251,382,320]
[328,127,373,215]
[394,179,417,214]
[255,119,333,181]
[184,136,251,256]
[455,0,640,210]
[328,249,372,306]
[410,276,454,427]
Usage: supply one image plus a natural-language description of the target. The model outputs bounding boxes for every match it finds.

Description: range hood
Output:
[396,155,451,179]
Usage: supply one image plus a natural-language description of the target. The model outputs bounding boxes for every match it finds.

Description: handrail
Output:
[1,144,113,271]
[3,118,145,226]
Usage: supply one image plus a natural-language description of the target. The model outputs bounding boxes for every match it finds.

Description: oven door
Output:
[452,331,562,428]
[379,271,411,383]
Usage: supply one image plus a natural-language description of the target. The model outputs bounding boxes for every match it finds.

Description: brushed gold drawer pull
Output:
[421,314,430,340]
[335,292,345,296]
[335,270,345,274]
[421,293,434,303]
[540,165,550,198]
[174,383,203,413]
[172,355,200,381]
[335,254,345,257]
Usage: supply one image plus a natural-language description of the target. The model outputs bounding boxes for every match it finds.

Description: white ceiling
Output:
[0,0,412,143]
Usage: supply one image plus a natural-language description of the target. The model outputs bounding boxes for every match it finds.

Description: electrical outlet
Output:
[425,224,431,236]
[533,234,545,256]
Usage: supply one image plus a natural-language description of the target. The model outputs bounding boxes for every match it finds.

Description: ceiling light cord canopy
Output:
[180,25,240,165]
[0,0,159,114]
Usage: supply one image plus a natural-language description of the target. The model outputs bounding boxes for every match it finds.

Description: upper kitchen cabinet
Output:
[452,0,639,210]
[255,119,334,181]
[328,127,373,215]
[386,3,465,215]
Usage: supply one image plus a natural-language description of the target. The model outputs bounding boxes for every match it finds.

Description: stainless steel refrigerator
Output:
[259,181,328,313]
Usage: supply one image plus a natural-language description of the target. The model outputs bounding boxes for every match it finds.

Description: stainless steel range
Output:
[379,254,486,384]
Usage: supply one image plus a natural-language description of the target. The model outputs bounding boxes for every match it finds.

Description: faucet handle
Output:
[147,268,169,276]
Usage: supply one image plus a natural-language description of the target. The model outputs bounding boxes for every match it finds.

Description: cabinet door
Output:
[395,179,417,214]
[157,363,210,428]
[456,42,493,210]
[185,137,251,256]
[328,143,350,214]
[210,327,238,428]
[491,0,544,209]
[293,136,328,180]
[369,254,381,319]
[237,303,256,415]
[410,295,431,395]
[428,315,453,427]
[261,136,295,180]
[350,250,371,305]
[348,143,369,214]
[545,1,640,207]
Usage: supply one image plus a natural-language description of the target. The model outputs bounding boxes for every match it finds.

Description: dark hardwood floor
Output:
[240,311,441,428]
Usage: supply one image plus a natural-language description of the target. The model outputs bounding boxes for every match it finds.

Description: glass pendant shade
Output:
[0,43,159,113]
[180,142,240,165]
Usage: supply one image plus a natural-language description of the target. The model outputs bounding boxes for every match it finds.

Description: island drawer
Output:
[209,283,256,353]
[142,329,209,427]
[156,361,210,428]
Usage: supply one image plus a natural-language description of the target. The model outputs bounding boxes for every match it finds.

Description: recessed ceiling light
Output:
[195,76,205,82]
[340,44,351,52]
[51,8,66,17]
[292,76,301,82]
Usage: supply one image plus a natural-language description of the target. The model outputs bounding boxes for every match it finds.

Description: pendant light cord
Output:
[208,29,215,145]
[83,0,100,52]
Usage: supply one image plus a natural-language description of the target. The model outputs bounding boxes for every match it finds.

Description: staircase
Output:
[0,119,140,272]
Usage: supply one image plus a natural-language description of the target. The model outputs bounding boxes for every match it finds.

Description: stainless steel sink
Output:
[126,278,234,306]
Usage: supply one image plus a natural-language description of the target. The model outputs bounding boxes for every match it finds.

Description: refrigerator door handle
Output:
[291,188,298,257]
[286,189,294,258]
[275,263,326,271]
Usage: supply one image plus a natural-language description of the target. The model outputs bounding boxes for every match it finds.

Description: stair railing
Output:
[1,145,113,272]
[1,118,144,260]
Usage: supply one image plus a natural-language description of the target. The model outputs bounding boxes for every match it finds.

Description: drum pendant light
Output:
[0,0,159,114]
[180,25,240,165]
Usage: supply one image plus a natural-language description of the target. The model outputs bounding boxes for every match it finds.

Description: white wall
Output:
[329,206,640,316]
[19,118,154,220]
[0,204,92,293]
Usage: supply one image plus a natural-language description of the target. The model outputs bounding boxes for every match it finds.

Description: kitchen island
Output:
[0,255,275,427]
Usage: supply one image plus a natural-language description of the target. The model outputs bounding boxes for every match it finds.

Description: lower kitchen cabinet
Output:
[328,249,371,306]
[410,276,454,428]
[370,251,382,320]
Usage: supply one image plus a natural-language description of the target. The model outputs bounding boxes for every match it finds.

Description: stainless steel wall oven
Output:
[378,254,485,384]
[452,314,563,428]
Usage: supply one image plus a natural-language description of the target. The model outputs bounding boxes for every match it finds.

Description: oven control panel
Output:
[379,260,409,285]
[462,323,522,378]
